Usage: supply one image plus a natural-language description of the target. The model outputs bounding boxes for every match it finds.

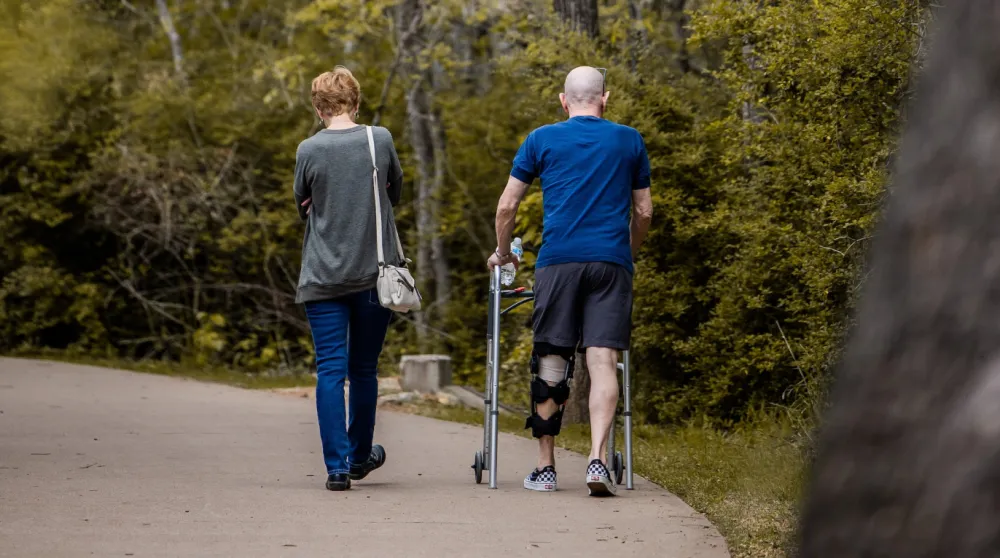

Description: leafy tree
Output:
[0,0,931,427]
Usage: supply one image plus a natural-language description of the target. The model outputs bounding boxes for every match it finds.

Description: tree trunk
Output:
[627,0,647,74]
[155,0,188,86]
[5,0,22,27]
[154,0,200,145]
[398,0,429,348]
[799,4,1000,556]
[429,107,450,311]
[553,0,599,38]
[406,80,434,349]
[740,38,765,125]
[552,0,599,423]
[667,0,691,73]
[398,0,452,349]
[563,356,591,424]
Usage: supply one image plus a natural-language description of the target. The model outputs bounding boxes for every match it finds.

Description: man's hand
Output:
[301,197,312,215]
[487,249,518,271]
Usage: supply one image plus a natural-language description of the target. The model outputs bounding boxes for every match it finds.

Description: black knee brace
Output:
[533,342,578,363]
[530,375,570,405]
[525,408,565,437]
[525,377,570,436]
[525,344,576,439]
[529,344,576,384]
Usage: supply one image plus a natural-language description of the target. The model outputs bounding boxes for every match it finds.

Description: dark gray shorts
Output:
[532,262,633,351]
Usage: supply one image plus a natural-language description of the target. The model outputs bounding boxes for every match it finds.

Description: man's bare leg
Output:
[586,347,619,462]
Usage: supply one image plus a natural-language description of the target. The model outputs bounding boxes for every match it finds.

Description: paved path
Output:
[0,358,728,558]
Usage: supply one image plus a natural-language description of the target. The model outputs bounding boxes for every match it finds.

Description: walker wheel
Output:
[613,451,625,486]
[472,451,484,484]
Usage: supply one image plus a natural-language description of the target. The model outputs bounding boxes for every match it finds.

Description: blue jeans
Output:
[305,289,392,475]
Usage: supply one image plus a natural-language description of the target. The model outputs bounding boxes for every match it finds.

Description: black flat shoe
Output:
[325,473,351,491]
[349,444,387,481]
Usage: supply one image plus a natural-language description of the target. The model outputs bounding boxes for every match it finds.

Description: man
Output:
[487,66,653,496]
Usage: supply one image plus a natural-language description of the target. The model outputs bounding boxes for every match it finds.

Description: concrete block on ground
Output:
[400,354,452,393]
[443,385,521,416]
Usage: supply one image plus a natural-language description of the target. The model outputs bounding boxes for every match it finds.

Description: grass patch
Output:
[4,349,316,390]
[389,399,807,558]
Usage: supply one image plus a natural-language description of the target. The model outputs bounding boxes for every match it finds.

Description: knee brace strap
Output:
[525,409,564,438]
[530,376,570,405]
[531,346,575,382]
[538,354,568,384]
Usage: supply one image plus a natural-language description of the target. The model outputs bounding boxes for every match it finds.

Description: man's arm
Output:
[488,175,531,269]
[489,129,536,269]
[630,131,653,260]
[630,187,653,260]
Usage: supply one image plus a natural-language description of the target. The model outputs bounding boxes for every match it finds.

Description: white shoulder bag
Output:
[366,126,421,313]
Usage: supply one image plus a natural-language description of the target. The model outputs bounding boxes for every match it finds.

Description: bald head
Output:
[562,66,605,109]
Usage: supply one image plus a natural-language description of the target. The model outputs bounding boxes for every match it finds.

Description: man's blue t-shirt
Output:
[510,115,651,274]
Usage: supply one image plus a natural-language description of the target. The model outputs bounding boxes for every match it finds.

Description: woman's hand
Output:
[301,198,312,215]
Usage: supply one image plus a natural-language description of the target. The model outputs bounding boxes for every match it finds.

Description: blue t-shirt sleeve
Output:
[510,132,538,184]
[633,132,651,190]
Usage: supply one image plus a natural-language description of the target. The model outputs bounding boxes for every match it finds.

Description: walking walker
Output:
[471,266,635,490]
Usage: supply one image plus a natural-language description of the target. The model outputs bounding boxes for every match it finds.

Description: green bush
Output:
[0,0,929,426]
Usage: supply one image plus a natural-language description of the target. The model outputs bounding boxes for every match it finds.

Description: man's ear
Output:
[559,93,569,114]
[602,90,611,108]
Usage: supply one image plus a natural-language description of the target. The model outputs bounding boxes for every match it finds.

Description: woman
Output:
[293,66,404,491]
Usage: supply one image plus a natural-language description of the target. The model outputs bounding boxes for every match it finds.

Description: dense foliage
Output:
[0,0,928,425]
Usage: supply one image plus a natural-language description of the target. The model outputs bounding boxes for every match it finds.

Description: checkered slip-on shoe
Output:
[523,465,557,492]
[586,459,617,496]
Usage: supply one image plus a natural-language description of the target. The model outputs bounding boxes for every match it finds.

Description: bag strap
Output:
[366,126,406,267]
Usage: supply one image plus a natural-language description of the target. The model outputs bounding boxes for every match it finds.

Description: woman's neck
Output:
[325,113,357,130]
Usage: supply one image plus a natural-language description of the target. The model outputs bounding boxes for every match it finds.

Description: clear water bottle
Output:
[500,237,523,286]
